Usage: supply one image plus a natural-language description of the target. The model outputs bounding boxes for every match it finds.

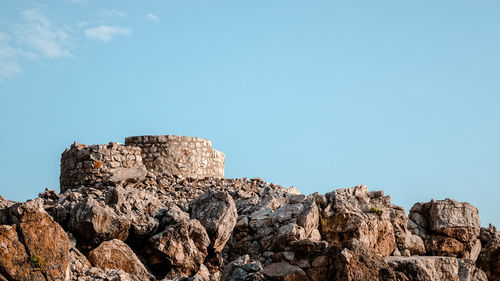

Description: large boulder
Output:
[385,256,488,281]
[409,199,481,261]
[146,219,210,278]
[190,191,237,253]
[88,239,154,280]
[0,224,45,281]
[477,224,500,281]
[322,186,401,256]
[68,197,130,249]
[0,200,72,281]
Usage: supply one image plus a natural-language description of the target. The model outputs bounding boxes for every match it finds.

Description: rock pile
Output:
[0,136,498,281]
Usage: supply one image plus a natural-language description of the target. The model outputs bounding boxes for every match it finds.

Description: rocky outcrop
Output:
[409,199,481,261]
[321,186,424,257]
[477,224,500,281]
[146,218,210,278]
[385,256,488,281]
[0,136,497,281]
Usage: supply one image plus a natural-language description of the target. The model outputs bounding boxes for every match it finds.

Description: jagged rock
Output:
[17,205,71,280]
[409,199,481,261]
[190,191,237,252]
[477,224,500,281]
[321,186,397,256]
[0,200,72,281]
[146,219,210,278]
[68,197,130,249]
[261,262,307,281]
[2,135,499,281]
[105,186,165,238]
[88,239,154,280]
[328,241,403,281]
[385,256,488,281]
[69,246,92,278]
[0,224,45,281]
[221,255,264,281]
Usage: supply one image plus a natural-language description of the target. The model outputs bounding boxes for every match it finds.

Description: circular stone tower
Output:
[124,135,225,179]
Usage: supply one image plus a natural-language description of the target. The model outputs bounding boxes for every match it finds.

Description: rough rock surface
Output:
[88,239,154,280]
[190,191,237,253]
[409,199,481,261]
[385,256,487,281]
[477,224,500,281]
[0,136,497,281]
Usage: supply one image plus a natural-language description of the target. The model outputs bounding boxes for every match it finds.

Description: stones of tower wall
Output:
[60,142,144,193]
[125,135,225,179]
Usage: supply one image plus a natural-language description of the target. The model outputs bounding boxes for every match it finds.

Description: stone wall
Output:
[125,135,225,179]
[60,142,145,193]
[60,135,225,193]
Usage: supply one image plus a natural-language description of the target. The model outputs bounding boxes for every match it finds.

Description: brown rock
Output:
[0,225,45,281]
[88,239,153,280]
[262,262,308,281]
[146,219,210,277]
[409,199,481,261]
[425,235,466,257]
[17,204,71,281]
[322,186,396,256]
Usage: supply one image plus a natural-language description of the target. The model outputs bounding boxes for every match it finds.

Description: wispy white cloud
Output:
[0,8,74,81]
[84,25,131,42]
[145,13,159,23]
[0,45,23,81]
[0,7,133,81]
[16,9,73,58]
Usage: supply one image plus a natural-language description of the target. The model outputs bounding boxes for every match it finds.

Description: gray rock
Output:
[261,262,307,281]
[190,191,237,253]
[385,256,488,281]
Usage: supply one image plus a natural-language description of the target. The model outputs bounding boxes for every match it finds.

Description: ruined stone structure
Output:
[60,135,225,192]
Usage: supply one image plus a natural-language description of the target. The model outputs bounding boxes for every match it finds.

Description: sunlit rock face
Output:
[0,136,496,281]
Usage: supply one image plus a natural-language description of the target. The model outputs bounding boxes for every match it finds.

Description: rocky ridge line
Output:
[0,137,498,281]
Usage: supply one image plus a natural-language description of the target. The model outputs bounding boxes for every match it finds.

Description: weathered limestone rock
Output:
[105,186,165,238]
[409,199,481,260]
[75,267,135,281]
[69,246,92,279]
[385,256,488,281]
[3,133,500,281]
[327,240,404,281]
[68,197,130,248]
[88,239,154,280]
[190,191,237,252]
[0,224,45,281]
[262,262,308,281]
[146,219,210,278]
[321,186,397,256]
[18,206,71,280]
[477,224,500,281]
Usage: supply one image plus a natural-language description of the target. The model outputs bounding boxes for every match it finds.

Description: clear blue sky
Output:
[1,1,499,227]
